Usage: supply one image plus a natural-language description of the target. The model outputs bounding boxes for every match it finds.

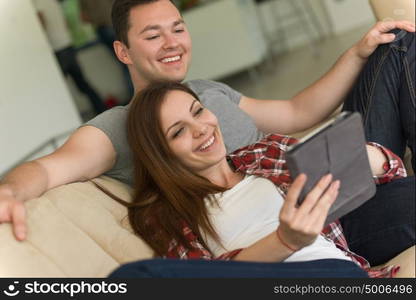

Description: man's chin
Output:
[156,73,187,83]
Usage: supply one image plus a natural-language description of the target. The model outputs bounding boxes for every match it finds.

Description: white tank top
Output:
[203,175,352,262]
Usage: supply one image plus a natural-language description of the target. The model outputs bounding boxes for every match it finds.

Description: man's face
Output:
[124,0,192,89]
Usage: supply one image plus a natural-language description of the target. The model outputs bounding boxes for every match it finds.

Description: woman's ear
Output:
[114,40,133,65]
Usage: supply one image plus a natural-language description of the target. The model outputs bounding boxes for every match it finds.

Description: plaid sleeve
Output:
[228,134,298,191]
[165,225,213,260]
[165,222,243,260]
[367,142,407,184]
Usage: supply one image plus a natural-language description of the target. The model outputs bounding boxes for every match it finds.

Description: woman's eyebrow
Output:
[165,100,198,135]
[189,99,198,112]
[166,121,180,135]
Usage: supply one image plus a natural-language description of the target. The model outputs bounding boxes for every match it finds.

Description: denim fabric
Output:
[341,30,415,266]
[343,30,415,169]
[55,46,106,114]
[341,176,415,266]
[109,258,368,278]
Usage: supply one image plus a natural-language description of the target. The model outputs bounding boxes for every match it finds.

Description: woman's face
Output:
[159,90,226,174]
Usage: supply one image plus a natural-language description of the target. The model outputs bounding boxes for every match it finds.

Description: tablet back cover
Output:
[285,112,376,225]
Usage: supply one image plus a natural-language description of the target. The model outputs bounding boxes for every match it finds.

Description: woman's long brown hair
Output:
[108,82,227,256]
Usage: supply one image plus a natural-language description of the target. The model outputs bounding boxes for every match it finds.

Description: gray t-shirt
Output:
[85,79,263,185]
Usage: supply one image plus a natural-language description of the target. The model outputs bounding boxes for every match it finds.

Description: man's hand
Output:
[0,187,26,241]
[353,20,415,60]
[366,144,389,176]
[0,126,117,242]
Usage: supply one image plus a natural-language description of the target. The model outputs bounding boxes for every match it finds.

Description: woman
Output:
[103,82,407,278]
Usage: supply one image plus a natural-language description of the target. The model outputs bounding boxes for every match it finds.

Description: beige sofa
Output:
[369,0,415,23]
[0,177,152,277]
[0,175,414,278]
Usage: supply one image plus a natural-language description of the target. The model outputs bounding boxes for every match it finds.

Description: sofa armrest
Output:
[369,0,415,22]
[372,246,415,278]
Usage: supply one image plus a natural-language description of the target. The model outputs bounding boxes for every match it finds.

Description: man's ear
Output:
[114,41,132,65]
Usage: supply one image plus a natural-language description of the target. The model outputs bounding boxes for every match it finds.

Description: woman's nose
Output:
[192,123,208,138]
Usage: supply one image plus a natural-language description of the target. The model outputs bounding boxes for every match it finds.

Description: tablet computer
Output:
[285,111,376,225]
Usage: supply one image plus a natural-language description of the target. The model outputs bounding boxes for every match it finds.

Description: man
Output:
[0,0,414,268]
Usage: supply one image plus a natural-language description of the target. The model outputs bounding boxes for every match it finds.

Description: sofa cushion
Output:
[375,246,415,278]
[0,176,153,277]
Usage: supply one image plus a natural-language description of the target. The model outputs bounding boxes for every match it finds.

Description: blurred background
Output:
[0,0,414,177]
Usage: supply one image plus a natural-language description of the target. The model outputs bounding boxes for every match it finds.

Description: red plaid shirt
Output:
[165,134,407,278]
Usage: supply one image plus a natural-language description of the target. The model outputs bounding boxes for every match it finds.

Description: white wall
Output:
[257,0,375,53]
[0,0,81,176]
[184,0,267,81]
[257,0,332,53]
[323,0,376,34]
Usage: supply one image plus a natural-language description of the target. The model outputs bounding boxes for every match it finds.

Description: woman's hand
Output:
[352,20,415,60]
[277,174,340,251]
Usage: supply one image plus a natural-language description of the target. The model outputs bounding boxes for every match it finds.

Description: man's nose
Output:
[162,33,179,49]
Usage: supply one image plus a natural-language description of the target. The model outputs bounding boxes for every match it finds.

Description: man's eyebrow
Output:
[166,100,198,135]
[173,19,185,27]
[140,25,161,34]
[140,19,185,34]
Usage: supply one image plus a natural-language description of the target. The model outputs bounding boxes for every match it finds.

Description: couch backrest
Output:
[369,0,415,22]
[0,176,153,277]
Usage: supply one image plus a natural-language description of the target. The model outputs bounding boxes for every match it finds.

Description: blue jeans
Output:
[342,30,415,169]
[340,176,415,266]
[109,258,367,278]
[341,30,415,266]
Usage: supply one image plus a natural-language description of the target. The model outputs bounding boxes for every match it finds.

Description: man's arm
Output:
[0,126,116,240]
[239,21,415,135]
[367,145,388,176]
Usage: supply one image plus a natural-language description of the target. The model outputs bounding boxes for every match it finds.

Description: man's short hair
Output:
[112,0,176,48]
